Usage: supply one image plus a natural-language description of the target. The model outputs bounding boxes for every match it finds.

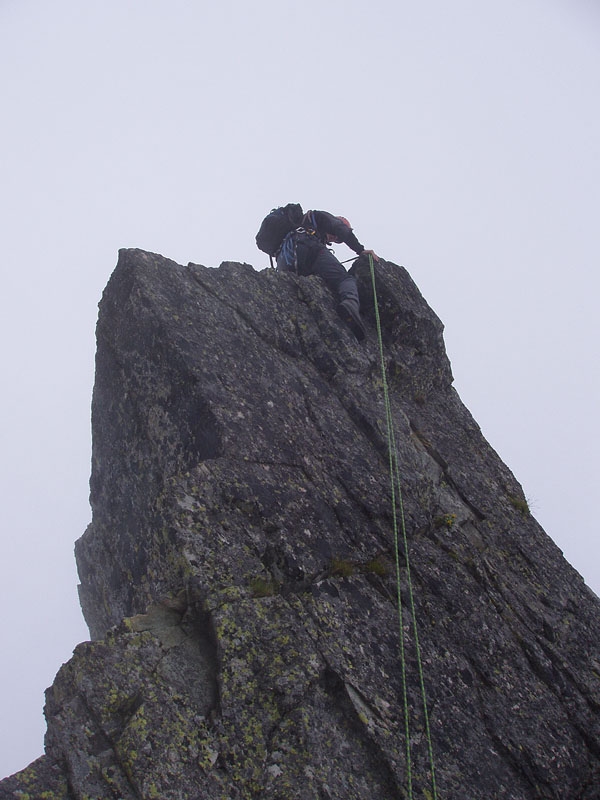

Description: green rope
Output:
[368,255,439,800]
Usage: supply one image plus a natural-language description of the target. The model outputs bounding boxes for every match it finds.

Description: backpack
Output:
[255,204,304,256]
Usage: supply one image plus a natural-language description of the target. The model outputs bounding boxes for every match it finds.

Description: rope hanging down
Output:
[368,255,439,800]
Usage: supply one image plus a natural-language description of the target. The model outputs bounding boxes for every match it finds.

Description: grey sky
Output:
[1,0,598,779]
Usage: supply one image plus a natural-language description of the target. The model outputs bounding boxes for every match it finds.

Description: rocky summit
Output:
[2,249,600,800]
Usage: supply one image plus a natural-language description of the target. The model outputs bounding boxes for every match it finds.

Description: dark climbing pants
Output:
[277,241,360,309]
[311,248,360,308]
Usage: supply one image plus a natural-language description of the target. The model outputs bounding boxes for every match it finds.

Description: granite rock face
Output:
[2,249,600,800]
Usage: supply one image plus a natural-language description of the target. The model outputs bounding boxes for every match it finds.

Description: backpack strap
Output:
[301,210,317,234]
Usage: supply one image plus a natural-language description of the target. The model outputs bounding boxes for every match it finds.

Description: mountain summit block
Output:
[2,249,599,800]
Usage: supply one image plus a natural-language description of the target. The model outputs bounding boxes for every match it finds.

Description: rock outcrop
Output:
[2,249,599,799]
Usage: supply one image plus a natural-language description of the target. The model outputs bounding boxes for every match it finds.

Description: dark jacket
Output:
[279,210,365,273]
[303,210,365,255]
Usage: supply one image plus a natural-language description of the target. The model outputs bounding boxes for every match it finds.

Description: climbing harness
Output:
[368,254,439,800]
[278,212,320,274]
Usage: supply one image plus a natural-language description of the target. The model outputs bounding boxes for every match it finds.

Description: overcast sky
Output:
[1,0,598,780]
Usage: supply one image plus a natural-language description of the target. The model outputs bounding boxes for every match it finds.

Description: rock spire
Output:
[2,249,599,799]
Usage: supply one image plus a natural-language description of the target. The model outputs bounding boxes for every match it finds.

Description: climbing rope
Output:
[368,254,439,800]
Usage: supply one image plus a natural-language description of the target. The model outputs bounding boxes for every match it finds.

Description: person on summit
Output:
[278,210,378,341]
[257,206,378,341]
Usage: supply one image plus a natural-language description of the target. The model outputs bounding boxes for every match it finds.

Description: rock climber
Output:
[276,210,379,341]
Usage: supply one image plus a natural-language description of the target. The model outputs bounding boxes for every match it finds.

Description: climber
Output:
[277,210,379,341]
[276,210,379,341]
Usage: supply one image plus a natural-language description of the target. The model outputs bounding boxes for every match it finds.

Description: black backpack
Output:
[256,204,304,257]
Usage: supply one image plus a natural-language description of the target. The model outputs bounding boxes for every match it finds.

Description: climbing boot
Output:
[337,299,366,341]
